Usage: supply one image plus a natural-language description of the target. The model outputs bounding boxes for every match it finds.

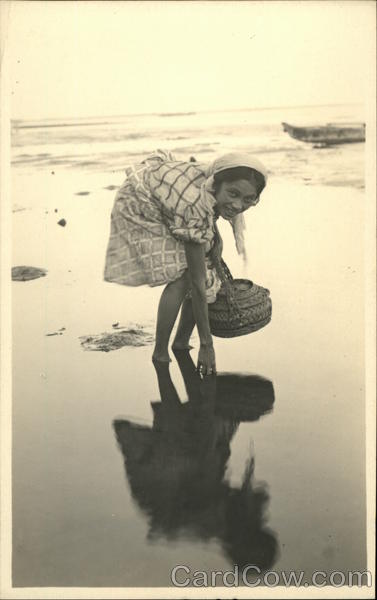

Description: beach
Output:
[11,105,367,586]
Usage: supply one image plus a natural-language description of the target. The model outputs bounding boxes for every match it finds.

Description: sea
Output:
[11,103,365,188]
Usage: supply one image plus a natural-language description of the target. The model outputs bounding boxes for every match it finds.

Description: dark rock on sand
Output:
[104,185,119,191]
[46,327,65,337]
[57,218,66,227]
[12,266,47,281]
[80,327,154,352]
[75,191,90,196]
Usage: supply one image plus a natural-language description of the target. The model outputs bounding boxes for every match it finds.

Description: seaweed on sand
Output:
[79,326,154,352]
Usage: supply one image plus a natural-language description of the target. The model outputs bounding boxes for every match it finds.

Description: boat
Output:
[282,122,365,145]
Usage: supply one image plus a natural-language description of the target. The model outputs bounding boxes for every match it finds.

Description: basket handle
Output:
[210,240,243,323]
[213,256,233,284]
[210,225,233,283]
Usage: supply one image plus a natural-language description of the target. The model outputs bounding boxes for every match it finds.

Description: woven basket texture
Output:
[209,258,272,338]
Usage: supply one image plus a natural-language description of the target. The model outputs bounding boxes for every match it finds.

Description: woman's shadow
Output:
[113,350,279,573]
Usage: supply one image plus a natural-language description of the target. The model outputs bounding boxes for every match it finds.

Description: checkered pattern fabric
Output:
[104,151,221,302]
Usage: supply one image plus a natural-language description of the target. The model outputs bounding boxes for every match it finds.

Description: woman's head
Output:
[213,166,266,220]
[215,373,275,422]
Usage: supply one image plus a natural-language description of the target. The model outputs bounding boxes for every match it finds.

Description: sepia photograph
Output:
[0,1,376,598]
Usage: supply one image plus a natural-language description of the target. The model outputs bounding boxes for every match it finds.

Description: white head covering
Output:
[203,152,268,260]
[205,152,268,183]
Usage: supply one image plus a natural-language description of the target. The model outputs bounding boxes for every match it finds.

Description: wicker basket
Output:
[209,258,272,338]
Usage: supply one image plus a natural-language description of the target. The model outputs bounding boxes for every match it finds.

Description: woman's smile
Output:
[215,179,259,220]
[224,206,237,218]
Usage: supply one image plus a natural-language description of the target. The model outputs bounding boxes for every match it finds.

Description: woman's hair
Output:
[213,166,266,196]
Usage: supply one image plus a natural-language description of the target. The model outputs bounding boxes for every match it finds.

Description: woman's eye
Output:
[228,191,237,198]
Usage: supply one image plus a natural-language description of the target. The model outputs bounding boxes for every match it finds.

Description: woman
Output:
[104,150,267,374]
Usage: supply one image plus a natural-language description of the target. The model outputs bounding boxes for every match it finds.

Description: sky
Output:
[5,0,376,120]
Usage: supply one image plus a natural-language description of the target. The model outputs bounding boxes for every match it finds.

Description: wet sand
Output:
[12,169,366,586]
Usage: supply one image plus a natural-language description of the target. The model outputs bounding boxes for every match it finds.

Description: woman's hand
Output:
[197,342,217,376]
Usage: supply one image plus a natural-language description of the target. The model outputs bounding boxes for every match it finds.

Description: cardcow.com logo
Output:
[170,565,373,588]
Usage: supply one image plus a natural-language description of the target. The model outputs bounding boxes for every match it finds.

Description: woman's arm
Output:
[184,241,216,375]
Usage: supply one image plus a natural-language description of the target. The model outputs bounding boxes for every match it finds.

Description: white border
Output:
[1,1,376,599]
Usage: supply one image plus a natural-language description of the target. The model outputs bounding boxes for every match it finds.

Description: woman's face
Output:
[215,178,259,220]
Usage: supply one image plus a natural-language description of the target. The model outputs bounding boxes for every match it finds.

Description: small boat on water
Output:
[282,122,365,146]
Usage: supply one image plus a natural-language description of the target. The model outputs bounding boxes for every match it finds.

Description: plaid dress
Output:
[104,151,222,303]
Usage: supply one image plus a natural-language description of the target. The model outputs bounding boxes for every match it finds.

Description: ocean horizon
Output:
[11,102,365,189]
[12,100,363,125]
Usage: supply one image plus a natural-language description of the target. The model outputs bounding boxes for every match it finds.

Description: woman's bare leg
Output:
[172,298,196,350]
[152,273,190,362]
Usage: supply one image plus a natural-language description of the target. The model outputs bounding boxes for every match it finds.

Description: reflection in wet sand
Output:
[114,350,278,575]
